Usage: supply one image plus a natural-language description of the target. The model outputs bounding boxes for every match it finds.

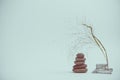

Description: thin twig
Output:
[82,24,109,67]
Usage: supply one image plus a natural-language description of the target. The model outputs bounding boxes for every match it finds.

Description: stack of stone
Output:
[72,53,87,73]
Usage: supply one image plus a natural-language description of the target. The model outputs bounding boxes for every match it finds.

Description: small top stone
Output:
[76,53,84,58]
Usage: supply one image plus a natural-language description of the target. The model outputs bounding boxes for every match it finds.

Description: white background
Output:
[0,0,120,80]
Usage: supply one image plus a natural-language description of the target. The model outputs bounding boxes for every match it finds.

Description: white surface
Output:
[0,0,120,80]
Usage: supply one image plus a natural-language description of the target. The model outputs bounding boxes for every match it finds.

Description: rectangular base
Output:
[92,68,113,74]
[92,64,113,74]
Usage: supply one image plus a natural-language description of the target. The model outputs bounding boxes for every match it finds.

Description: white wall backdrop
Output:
[0,0,120,80]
